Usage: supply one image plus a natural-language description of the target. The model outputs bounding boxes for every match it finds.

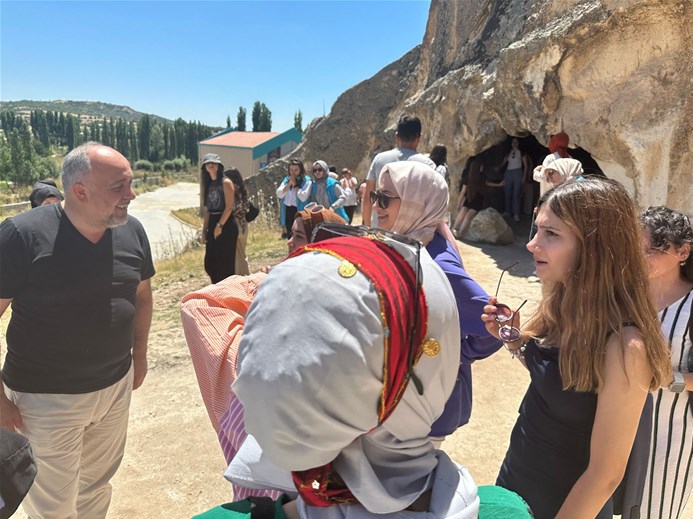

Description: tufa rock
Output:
[463,208,515,245]
[246,0,692,215]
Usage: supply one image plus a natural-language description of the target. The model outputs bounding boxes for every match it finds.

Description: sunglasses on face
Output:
[370,190,401,209]
[312,167,324,173]
[312,222,425,395]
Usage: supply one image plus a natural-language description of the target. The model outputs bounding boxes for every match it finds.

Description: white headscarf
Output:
[233,239,463,513]
[380,161,449,244]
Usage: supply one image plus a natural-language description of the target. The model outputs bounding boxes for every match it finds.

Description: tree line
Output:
[0,100,300,187]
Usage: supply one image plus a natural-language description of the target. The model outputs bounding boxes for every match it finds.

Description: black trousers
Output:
[205,213,239,283]
[284,205,298,237]
[344,205,356,224]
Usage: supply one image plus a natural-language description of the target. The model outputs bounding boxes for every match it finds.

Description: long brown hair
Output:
[524,177,671,391]
[466,157,484,202]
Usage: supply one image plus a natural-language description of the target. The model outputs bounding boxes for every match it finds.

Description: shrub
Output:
[134,160,154,171]
[163,160,175,171]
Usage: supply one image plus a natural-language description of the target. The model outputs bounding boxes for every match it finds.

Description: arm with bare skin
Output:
[556,329,652,518]
[0,298,22,430]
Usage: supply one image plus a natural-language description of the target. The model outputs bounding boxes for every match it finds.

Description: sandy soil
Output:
[10,219,693,518]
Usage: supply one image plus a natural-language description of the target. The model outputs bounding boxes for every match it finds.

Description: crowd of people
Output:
[0,115,691,519]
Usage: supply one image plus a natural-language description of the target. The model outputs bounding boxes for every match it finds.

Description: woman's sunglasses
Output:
[491,259,528,343]
[312,222,425,395]
[370,190,400,210]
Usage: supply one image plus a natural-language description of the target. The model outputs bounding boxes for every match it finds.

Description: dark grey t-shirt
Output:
[0,203,155,394]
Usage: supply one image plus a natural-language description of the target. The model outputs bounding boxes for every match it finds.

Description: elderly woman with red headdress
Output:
[180,205,346,501]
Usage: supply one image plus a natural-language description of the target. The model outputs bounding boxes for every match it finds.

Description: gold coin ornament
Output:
[338,260,357,278]
[421,338,441,357]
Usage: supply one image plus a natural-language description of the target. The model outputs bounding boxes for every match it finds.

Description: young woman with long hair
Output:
[483,177,672,518]
[277,159,311,239]
[223,168,250,276]
[201,154,238,283]
[452,155,485,237]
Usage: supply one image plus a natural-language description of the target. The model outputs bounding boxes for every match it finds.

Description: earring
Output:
[682,261,687,267]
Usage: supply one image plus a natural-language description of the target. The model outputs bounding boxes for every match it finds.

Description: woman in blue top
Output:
[309,160,349,223]
[371,160,502,443]
[482,178,673,518]
[277,159,312,239]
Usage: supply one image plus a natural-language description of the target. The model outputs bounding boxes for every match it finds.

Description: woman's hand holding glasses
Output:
[480,260,528,359]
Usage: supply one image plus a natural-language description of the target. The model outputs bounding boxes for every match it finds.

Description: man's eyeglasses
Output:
[370,190,401,210]
[312,222,425,395]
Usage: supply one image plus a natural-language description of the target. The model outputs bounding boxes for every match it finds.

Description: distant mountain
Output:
[0,100,172,124]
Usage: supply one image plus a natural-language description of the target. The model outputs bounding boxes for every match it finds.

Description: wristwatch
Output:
[216,222,223,229]
[668,371,686,393]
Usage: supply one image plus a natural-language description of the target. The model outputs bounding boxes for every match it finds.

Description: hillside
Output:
[0,99,172,124]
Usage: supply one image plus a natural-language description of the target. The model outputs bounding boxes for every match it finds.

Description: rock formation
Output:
[247,0,692,214]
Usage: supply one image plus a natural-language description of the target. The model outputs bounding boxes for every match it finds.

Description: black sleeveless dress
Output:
[496,339,613,519]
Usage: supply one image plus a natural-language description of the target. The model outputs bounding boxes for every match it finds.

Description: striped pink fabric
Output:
[180,272,267,432]
[181,272,280,499]
[218,395,282,500]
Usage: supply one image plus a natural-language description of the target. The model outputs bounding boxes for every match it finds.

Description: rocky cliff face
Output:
[248,0,692,214]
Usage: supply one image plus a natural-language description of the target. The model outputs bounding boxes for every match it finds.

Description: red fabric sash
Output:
[287,236,428,507]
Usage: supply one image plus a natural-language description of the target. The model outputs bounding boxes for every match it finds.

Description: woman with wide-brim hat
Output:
[201,153,239,283]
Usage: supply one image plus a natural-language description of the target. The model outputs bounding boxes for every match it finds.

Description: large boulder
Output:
[463,208,515,245]
[247,0,692,215]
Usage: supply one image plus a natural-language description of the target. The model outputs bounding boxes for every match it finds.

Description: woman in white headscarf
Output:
[535,157,584,191]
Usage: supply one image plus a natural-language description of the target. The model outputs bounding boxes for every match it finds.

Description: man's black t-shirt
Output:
[0,203,155,394]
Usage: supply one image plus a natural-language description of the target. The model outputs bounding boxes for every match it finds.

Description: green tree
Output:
[65,114,77,150]
[128,121,139,162]
[259,103,272,131]
[149,124,164,162]
[251,101,262,131]
[102,117,111,147]
[236,106,247,131]
[226,115,231,128]
[294,110,303,133]
[138,114,151,163]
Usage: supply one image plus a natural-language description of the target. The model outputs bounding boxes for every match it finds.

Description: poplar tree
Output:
[236,106,246,131]
[294,110,303,133]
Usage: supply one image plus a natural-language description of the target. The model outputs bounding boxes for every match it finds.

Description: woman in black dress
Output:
[452,155,485,237]
[482,178,672,518]
[200,153,238,283]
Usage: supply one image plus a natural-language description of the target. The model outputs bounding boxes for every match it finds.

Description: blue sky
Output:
[1,1,430,131]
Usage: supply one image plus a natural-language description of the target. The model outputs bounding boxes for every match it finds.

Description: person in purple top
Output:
[370,160,502,443]
[425,232,502,439]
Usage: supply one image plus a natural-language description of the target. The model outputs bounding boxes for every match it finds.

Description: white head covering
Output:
[545,157,583,184]
[233,238,463,513]
[380,161,449,244]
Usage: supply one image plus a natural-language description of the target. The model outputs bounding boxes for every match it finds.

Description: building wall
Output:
[198,144,254,178]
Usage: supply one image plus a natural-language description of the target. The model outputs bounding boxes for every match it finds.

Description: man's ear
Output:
[72,182,88,202]
[677,242,691,263]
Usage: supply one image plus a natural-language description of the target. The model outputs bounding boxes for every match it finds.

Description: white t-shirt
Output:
[507,150,523,170]
[341,177,358,206]
[366,148,435,226]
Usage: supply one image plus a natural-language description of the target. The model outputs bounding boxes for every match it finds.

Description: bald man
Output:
[0,142,154,518]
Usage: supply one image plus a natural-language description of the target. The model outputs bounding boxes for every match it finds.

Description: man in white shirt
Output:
[362,115,435,227]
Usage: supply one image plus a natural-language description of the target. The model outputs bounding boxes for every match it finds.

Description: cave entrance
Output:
[456,133,604,218]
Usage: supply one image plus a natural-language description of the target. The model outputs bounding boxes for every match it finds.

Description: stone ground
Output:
[9,215,693,518]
